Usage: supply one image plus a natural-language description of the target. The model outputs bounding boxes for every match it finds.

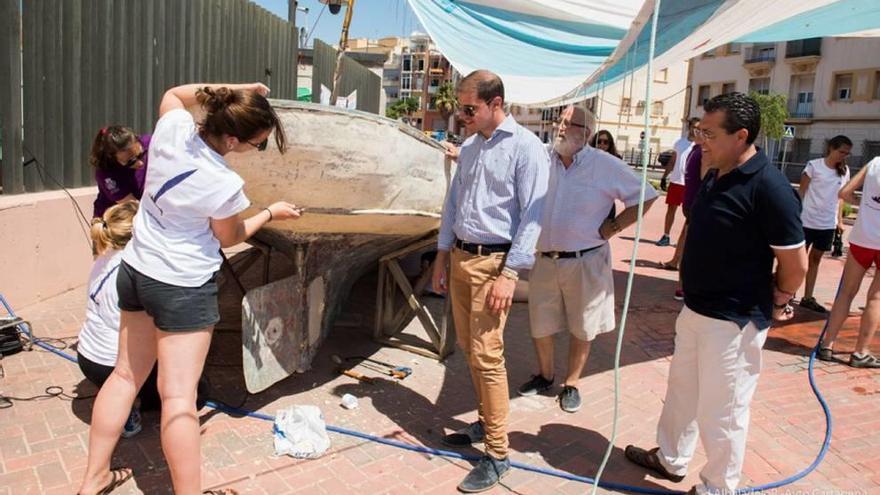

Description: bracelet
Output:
[264,207,273,222]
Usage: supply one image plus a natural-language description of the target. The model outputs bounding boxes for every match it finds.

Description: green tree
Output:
[749,91,788,151]
[433,82,457,119]
[385,97,420,121]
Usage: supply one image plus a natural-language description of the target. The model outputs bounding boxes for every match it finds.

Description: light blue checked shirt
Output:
[438,115,550,271]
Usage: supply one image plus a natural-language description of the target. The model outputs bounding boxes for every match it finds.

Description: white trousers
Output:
[656,306,768,494]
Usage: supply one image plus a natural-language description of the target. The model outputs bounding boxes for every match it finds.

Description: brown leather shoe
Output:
[624,445,686,482]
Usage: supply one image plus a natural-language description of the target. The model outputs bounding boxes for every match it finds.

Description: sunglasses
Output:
[459,104,478,118]
[248,138,269,151]
[122,150,146,168]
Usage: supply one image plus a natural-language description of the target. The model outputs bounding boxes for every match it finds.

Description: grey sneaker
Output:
[458,455,510,493]
[122,407,142,438]
[517,374,554,396]
[655,235,671,247]
[558,386,582,413]
[849,353,880,368]
[442,420,484,447]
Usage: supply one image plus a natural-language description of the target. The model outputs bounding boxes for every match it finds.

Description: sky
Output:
[253,0,425,47]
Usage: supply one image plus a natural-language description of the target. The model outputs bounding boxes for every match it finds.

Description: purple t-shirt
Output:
[683,145,703,212]
[92,134,151,218]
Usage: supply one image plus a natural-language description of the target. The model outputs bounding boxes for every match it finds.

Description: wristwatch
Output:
[500,266,519,281]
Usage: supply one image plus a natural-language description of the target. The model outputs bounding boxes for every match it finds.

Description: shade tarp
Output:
[407,0,880,105]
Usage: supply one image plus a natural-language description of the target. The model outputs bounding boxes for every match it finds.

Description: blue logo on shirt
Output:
[149,169,197,215]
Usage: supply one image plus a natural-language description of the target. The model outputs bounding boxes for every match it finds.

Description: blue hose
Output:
[2,292,835,494]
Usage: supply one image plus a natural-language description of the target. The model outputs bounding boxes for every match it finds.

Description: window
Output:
[702,47,716,58]
[722,82,736,95]
[430,78,440,87]
[834,73,853,101]
[652,101,664,116]
[431,58,440,69]
[417,59,425,71]
[635,100,645,115]
[875,72,880,100]
[654,68,668,83]
[728,43,741,54]
[401,74,412,90]
[697,85,711,107]
[620,97,631,115]
[402,57,411,72]
[749,77,770,95]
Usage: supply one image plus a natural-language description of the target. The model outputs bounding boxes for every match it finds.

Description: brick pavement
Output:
[1,205,878,494]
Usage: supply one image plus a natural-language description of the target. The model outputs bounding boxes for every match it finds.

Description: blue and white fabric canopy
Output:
[407,0,880,105]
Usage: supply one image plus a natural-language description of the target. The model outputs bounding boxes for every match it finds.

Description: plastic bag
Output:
[272,405,331,459]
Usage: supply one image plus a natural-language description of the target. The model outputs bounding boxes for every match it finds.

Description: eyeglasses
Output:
[122,150,145,168]
[693,128,717,141]
[552,118,587,130]
[248,138,269,151]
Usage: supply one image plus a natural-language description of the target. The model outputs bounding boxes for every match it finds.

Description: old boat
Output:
[223,100,452,393]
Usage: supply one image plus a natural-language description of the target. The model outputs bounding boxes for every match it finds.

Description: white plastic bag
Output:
[272,405,331,459]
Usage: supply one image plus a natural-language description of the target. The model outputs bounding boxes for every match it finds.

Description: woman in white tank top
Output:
[819,156,880,368]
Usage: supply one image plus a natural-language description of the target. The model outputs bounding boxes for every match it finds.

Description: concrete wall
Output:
[0,188,96,309]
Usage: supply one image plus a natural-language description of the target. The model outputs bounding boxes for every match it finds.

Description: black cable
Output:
[21,144,93,249]
[0,385,96,410]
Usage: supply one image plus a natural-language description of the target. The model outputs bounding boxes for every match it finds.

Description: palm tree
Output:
[434,82,457,120]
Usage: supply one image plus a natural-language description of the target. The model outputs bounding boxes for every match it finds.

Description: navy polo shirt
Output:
[682,150,804,330]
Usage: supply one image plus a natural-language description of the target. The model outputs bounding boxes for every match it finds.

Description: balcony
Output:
[788,100,814,119]
[744,47,776,64]
[785,39,821,73]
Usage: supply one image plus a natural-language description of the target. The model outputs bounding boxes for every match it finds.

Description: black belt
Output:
[539,245,603,259]
[455,239,511,256]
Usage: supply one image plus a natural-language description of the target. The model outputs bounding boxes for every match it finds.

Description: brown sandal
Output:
[660,261,678,271]
[77,467,133,495]
[624,445,685,482]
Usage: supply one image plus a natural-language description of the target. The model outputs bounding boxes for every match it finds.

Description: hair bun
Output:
[196,86,237,113]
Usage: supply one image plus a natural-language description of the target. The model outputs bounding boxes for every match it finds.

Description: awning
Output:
[407,0,880,105]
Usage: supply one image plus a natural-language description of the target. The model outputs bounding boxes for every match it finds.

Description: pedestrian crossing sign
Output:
[782,126,795,140]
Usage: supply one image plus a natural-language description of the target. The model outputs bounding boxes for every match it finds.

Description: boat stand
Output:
[373,236,455,361]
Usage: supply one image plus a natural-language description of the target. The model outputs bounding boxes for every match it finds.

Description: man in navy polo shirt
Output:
[625,93,807,494]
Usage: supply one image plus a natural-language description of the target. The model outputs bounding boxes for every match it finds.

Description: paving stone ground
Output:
[1,205,878,495]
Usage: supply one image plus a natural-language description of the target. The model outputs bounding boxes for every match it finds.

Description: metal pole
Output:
[329,0,356,106]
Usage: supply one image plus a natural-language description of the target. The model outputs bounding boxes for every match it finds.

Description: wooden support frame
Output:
[373,236,454,360]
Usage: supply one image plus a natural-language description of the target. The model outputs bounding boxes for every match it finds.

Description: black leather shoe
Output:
[458,455,510,493]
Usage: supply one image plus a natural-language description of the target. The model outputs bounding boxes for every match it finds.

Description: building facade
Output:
[382,33,457,131]
[510,60,691,163]
[687,37,880,171]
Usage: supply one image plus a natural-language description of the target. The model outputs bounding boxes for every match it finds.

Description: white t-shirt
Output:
[123,109,250,286]
[537,147,659,252]
[801,158,849,230]
[78,250,124,367]
[849,157,880,250]
[668,137,693,185]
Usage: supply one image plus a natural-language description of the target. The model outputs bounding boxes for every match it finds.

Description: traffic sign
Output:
[782,125,795,140]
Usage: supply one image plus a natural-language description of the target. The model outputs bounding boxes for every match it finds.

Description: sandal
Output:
[624,445,685,482]
[203,489,240,495]
[660,261,678,271]
[77,467,133,495]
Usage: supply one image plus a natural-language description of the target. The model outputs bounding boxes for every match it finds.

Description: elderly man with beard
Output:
[517,105,657,412]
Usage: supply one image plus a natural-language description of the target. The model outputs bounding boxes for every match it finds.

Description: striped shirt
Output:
[537,147,658,252]
[438,115,550,271]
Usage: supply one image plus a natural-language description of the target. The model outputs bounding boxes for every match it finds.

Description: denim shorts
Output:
[116,260,220,332]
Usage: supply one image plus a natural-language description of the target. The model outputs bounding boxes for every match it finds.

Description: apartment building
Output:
[688,37,880,170]
[383,33,457,131]
[510,60,691,161]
